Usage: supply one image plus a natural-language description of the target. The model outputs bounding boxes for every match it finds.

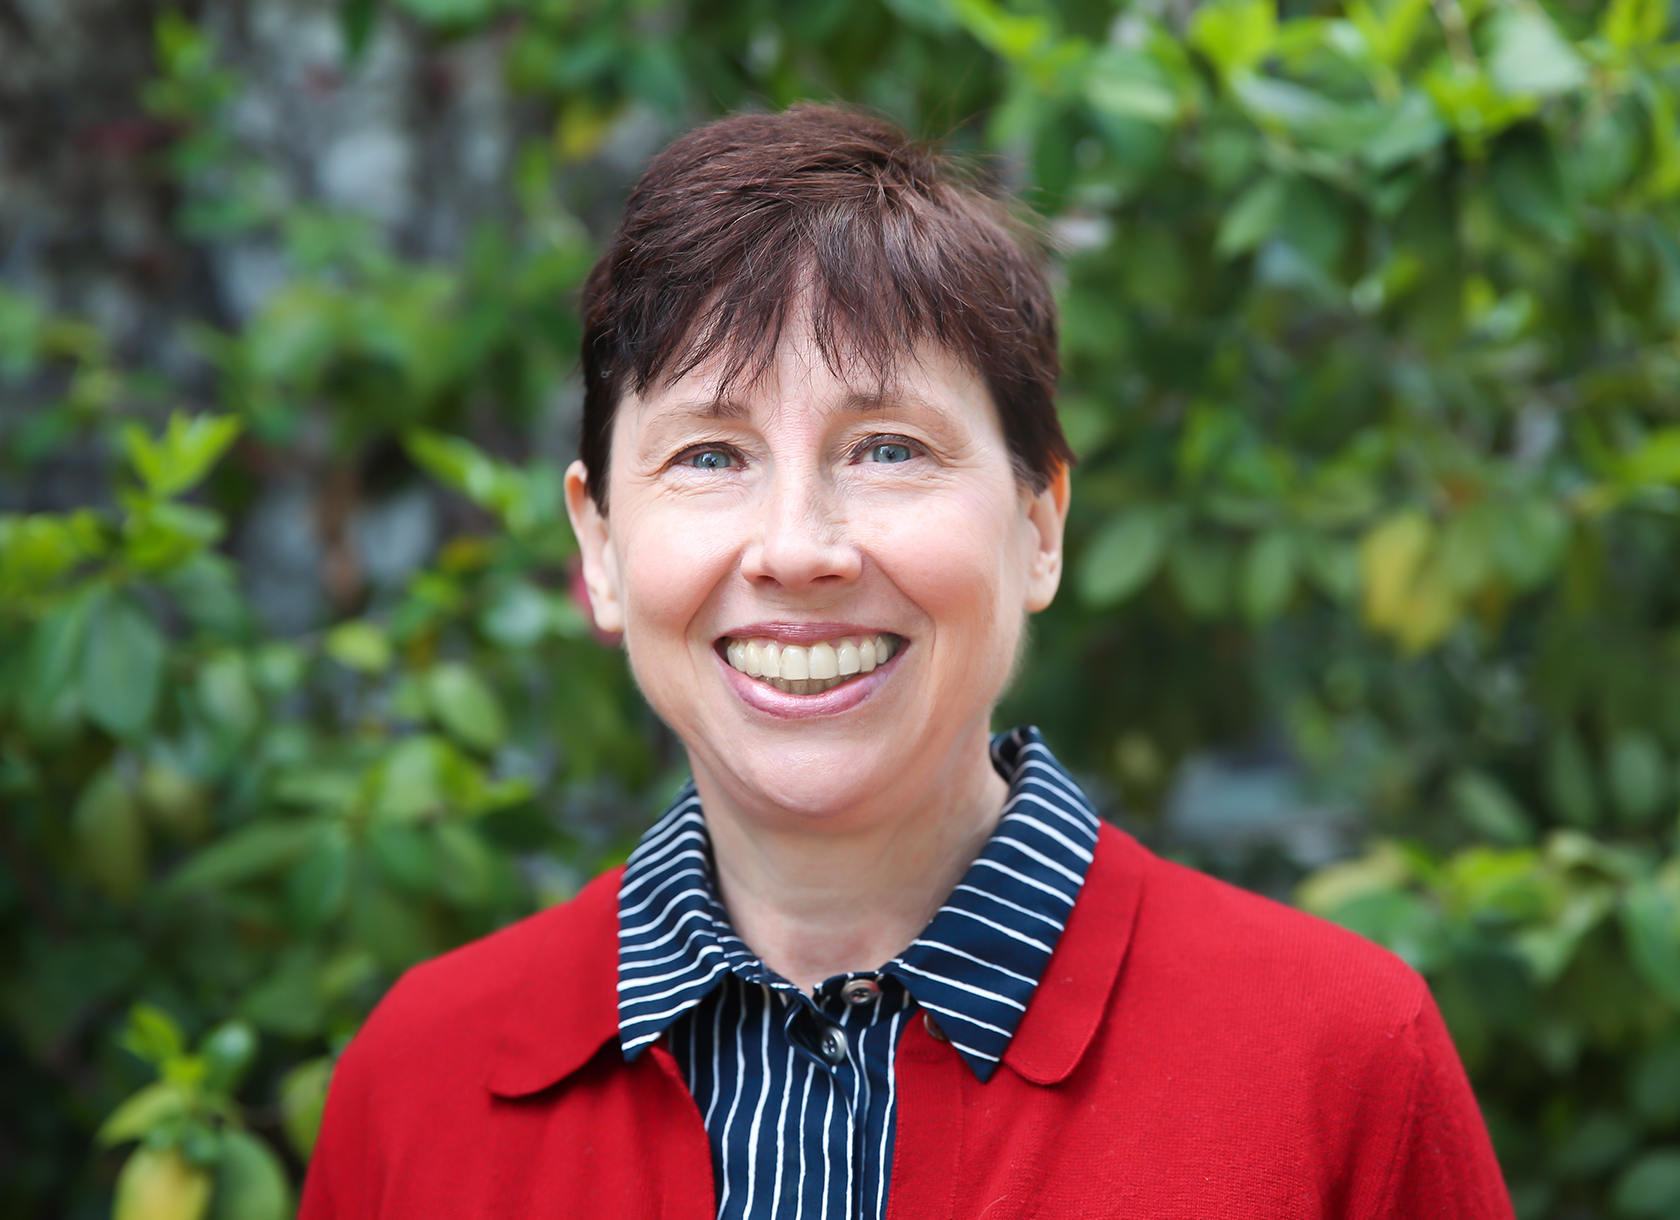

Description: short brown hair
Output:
[577,105,1072,511]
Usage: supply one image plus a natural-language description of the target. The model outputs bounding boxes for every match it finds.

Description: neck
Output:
[696,728,1009,993]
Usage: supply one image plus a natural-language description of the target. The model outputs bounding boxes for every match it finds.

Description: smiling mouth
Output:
[721,634,902,695]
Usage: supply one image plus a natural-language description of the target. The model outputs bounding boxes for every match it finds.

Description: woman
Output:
[300,106,1512,1219]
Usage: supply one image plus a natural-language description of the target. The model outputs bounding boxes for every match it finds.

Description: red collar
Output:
[485,822,1145,1097]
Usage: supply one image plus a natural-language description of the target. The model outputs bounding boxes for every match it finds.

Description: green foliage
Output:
[5,0,1680,1215]
[96,1007,289,1220]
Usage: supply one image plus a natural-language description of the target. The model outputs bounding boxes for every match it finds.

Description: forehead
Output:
[618,334,991,436]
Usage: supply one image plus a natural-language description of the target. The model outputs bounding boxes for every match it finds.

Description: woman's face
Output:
[565,328,1069,832]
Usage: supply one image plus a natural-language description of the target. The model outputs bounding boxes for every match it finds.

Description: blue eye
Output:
[868,442,915,464]
[686,449,736,470]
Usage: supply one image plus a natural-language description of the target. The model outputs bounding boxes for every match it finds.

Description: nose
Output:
[739,467,863,591]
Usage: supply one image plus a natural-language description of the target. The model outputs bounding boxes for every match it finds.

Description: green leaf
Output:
[367,823,436,891]
[1555,1111,1639,1179]
[1615,427,1680,486]
[240,946,325,1038]
[390,0,497,24]
[425,662,507,753]
[1346,0,1432,66]
[199,1022,258,1094]
[480,580,555,648]
[124,502,225,573]
[1296,841,1412,916]
[1614,1149,1680,1216]
[340,0,380,61]
[210,1130,291,1220]
[882,0,959,32]
[1609,731,1669,825]
[197,650,262,743]
[405,429,512,510]
[325,621,393,673]
[20,593,92,735]
[1364,91,1445,171]
[433,821,497,906]
[1232,76,1339,134]
[122,413,241,501]
[1325,889,1446,972]
[286,823,351,931]
[80,592,166,739]
[98,1082,188,1147]
[246,285,341,384]
[162,821,323,895]
[1086,49,1180,125]
[1424,60,1535,144]
[122,1003,186,1066]
[1602,0,1668,51]
[1487,8,1586,98]
[1190,0,1276,79]
[280,1057,334,1160]
[1216,176,1288,257]
[370,735,454,822]
[1301,534,1361,603]
[1492,497,1569,591]
[1240,529,1296,621]
[947,0,1055,63]
[1492,134,1574,243]
[1631,1038,1680,1124]
[406,431,564,537]
[1449,769,1535,846]
[0,510,107,598]
[1622,880,1680,1005]
[1545,731,1601,828]
[1079,507,1168,606]
[1168,534,1233,618]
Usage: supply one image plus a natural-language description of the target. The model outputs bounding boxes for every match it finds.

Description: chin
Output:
[706,740,904,829]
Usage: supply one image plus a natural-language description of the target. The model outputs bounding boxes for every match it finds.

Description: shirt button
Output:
[819,1026,849,1064]
[841,978,880,1006]
[923,1011,948,1043]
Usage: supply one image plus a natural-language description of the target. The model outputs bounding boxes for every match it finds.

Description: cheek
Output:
[614,509,738,647]
[872,482,1026,649]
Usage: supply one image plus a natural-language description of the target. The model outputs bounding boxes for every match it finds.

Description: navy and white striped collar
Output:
[616,727,1101,1082]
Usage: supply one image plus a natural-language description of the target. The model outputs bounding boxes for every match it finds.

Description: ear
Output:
[564,460,626,634]
[1022,462,1071,614]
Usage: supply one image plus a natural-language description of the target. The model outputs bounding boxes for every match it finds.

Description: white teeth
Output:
[723,633,899,693]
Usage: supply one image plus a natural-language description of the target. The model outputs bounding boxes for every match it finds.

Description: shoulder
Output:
[1107,828,1429,1045]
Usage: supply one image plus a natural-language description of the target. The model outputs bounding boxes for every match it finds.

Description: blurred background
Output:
[4,0,1680,1215]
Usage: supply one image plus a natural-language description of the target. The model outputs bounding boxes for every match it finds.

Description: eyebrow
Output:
[642,385,959,431]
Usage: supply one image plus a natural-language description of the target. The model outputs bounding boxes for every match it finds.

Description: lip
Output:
[714,635,905,720]
[716,622,894,645]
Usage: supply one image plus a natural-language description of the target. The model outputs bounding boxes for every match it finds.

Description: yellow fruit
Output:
[113,1146,212,1220]
[138,764,209,840]
[74,769,147,902]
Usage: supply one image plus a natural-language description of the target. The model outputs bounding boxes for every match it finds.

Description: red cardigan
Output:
[300,823,1513,1219]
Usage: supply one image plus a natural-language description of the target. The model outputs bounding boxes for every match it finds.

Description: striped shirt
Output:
[617,726,1100,1220]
